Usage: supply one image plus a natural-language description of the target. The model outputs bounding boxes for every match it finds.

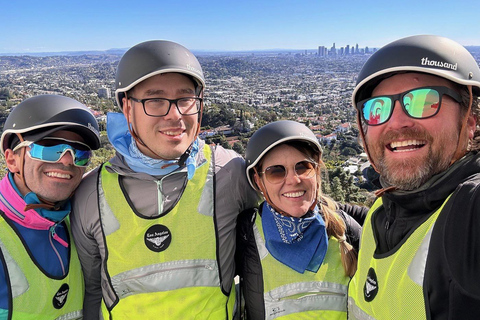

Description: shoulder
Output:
[428,175,480,296]
[71,166,102,234]
[209,144,245,168]
[336,208,362,251]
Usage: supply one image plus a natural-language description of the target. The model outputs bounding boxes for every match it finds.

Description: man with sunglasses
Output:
[0,94,100,319]
[70,40,259,319]
[348,35,480,319]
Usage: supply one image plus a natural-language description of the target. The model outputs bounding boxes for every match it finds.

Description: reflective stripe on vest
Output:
[254,214,350,320]
[0,215,83,320]
[99,145,235,319]
[348,195,450,320]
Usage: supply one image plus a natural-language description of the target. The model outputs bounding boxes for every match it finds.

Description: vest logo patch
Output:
[364,267,378,302]
[145,224,172,252]
[53,283,69,309]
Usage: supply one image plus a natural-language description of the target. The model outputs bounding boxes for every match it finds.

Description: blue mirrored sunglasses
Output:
[14,138,92,167]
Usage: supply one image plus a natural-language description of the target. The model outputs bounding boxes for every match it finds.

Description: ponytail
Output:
[318,167,358,277]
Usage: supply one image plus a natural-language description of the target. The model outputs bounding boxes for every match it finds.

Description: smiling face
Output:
[6,130,86,202]
[254,144,317,218]
[365,72,475,190]
[123,73,199,160]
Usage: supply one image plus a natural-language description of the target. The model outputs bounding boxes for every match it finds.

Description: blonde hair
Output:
[318,186,358,277]
[255,141,358,277]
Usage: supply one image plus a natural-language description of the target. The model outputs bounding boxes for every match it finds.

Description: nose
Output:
[386,100,415,129]
[58,150,76,166]
[164,101,182,120]
[284,168,301,185]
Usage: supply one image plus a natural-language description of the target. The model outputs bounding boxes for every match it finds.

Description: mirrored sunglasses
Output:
[357,86,462,126]
[14,138,92,167]
[259,160,317,184]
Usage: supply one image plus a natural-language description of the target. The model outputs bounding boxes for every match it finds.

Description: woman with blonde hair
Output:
[236,120,364,319]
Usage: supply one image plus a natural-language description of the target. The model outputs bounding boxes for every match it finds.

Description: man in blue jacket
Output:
[0,95,100,319]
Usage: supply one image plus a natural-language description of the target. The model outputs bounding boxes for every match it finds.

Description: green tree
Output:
[232,141,245,155]
[330,177,345,202]
[340,147,357,157]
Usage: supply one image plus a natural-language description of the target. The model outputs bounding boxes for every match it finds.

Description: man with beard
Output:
[348,35,480,319]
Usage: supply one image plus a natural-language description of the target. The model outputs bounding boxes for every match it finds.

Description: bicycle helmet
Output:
[353,34,480,106]
[115,40,205,110]
[1,94,100,154]
[245,120,322,190]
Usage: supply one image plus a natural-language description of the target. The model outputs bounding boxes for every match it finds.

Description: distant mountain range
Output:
[0,48,128,57]
[2,46,480,57]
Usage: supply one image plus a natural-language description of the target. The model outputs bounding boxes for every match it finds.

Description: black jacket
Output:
[366,151,480,319]
[236,203,365,320]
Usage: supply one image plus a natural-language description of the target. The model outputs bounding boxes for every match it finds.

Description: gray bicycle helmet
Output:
[353,34,480,106]
[245,120,322,190]
[115,40,206,110]
[1,94,101,154]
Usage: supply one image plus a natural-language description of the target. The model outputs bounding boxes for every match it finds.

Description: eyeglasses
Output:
[357,86,462,126]
[129,96,202,117]
[14,138,92,167]
[258,160,317,184]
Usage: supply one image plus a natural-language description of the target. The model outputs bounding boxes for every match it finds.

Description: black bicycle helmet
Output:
[245,120,322,190]
[353,34,480,106]
[1,94,101,154]
[115,40,206,110]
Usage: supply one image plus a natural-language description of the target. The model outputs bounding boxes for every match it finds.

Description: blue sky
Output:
[2,0,479,54]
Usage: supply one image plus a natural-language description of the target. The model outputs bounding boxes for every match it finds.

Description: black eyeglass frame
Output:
[356,86,463,126]
[129,96,203,117]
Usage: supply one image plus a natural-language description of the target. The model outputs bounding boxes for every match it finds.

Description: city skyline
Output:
[2,0,479,54]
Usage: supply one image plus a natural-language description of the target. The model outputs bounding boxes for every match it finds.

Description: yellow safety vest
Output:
[254,213,350,320]
[348,196,449,320]
[0,215,83,320]
[99,146,235,319]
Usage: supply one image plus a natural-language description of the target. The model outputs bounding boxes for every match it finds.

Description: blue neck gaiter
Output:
[106,112,198,179]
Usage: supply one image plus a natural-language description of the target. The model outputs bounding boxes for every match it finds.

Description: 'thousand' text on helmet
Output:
[115,40,206,110]
[352,34,480,106]
[1,94,101,154]
[245,120,322,190]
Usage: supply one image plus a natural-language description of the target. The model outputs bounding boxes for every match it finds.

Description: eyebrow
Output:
[143,88,195,97]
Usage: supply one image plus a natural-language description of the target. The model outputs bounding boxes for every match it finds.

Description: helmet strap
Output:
[13,133,62,211]
[13,133,28,192]
[124,90,204,167]
[253,167,318,217]
[253,167,283,215]
[450,85,473,165]
[357,112,379,173]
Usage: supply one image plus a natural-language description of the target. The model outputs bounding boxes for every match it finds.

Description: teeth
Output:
[390,140,425,149]
[283,191,305,198]
[164,131,183,136]
[46,172,71,179]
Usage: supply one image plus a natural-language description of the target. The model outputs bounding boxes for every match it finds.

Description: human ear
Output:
[467,113,477,140]
[122,97,132,120]
[5,149,20,173]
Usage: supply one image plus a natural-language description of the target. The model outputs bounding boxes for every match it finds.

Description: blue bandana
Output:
[107,112,198,179]
[261,202,328,273]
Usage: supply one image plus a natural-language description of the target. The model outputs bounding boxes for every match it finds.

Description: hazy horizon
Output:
[2,0,479,54]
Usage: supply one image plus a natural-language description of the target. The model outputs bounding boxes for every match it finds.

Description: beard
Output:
[367,127,458,190]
